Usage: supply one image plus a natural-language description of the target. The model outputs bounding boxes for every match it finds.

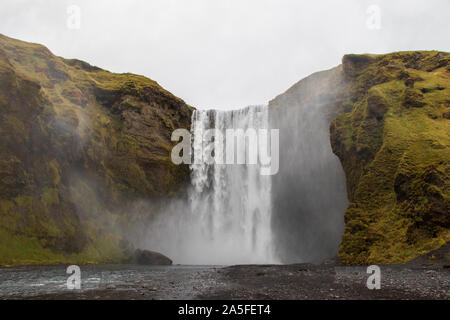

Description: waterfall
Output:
[145,106,278,265]
[143,96,347,265]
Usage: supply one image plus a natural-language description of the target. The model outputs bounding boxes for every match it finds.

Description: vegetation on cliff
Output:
[0,34,192,266]
[0,33,448,267]
[269,50,449,265]
[331,51,449,264]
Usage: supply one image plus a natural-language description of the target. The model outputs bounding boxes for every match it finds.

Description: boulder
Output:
[133,249,172,265]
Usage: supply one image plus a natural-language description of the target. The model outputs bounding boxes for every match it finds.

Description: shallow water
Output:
[0,264,222,299]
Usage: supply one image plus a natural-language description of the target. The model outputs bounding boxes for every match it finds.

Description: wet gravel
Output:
[199,263,449,300]
[0,264,224,300]
[0,262,448,300]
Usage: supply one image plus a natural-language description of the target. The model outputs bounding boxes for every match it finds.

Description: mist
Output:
[269,68,348,264]
[132,92,349,265]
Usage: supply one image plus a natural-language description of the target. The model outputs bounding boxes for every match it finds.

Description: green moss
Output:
[120,95,143,110]
[0,33,191,266]
[47,160,61,186]
[14,194,33,209]
[0,199,20,232]
[0,228,68,266]
[41,187,60,209]
[333,51,450,264]
[0,227,128,267]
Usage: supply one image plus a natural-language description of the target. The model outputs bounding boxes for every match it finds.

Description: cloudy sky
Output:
[0,0,449,109]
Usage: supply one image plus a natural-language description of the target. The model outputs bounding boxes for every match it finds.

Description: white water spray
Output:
[146,106,278,265]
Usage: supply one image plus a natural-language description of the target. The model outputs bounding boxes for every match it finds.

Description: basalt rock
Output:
[133,249,173,265]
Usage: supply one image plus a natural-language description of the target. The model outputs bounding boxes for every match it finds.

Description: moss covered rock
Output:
[270,50,449,265]
[0,34,192,266]
[330,51,449,264]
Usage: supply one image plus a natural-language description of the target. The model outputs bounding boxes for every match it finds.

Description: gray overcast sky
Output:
[0,0,449,109]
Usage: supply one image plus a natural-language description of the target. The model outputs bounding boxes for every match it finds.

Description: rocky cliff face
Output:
[0,34,192,266]
[271,51,449,265]
[1,33,448,267]
[332,52,449,264]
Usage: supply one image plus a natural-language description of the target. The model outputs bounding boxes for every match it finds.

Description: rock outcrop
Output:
[0,34,192,266]
[271,51,449,264]
[133,249,172,265]
[332,52,449,264]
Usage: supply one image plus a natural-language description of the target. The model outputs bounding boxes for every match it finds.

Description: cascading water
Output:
[142,91,348,265]
[145,106,278,265]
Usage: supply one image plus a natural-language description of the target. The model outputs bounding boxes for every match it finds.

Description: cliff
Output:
[271,51,449,265]
[332,52,449,264]
[0,34,192,266]
[1,33,448,266]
